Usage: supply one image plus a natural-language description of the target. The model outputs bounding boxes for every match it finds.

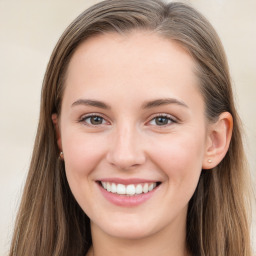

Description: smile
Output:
[97,179,161,206]
[100,181,158,196]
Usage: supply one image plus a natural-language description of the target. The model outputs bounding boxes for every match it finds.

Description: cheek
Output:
[153,131,205,164]
[62,131,105,175]
[151,131,205,196]
[60,132,109,214]
[61,131,107,203]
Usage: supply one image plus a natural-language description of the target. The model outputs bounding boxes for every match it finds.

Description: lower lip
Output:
[98,183,159,207]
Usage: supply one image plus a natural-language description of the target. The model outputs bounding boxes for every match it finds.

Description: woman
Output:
[9,0,254,255]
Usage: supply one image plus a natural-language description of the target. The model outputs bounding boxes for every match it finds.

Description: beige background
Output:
[0,0,255,255]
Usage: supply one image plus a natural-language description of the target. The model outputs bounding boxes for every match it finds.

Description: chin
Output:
[106,227,154,240]
[94,217,158,240]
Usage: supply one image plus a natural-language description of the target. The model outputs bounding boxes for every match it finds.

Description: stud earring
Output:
[207,159,212,163]
[59,151,64,160]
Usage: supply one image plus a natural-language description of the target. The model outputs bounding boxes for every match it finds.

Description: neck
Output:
[87,219,189,256]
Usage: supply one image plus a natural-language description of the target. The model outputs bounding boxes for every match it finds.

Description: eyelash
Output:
[147,114,177,127]
[78,113,177,127]
[79,113,109,127]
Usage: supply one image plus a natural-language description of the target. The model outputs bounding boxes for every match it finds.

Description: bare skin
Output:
[53,31,232,256]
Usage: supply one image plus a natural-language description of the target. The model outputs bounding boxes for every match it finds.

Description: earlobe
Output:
[52,113,62,151]
[203,112,233,169]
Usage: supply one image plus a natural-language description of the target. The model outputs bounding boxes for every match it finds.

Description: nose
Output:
[106,124,146,170]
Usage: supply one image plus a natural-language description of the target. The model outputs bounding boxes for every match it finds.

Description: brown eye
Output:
[90,116,103,125]
[81,115,107,126]
[148,114,176,126]
[155,116,169,126]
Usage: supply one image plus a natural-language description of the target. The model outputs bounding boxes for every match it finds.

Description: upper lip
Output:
[98,178,160,185]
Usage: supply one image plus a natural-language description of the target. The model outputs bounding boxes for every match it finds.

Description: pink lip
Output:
[98,178,159,185]
[97,182,160,207]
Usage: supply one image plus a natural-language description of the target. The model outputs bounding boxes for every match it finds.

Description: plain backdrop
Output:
[0,0,255,255]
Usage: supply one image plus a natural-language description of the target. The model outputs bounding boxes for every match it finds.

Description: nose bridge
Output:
[106,121,145,169]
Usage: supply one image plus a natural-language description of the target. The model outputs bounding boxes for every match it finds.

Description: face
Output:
[57,31,210,240]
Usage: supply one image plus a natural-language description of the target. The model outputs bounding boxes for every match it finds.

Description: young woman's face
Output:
[58,31,210,239]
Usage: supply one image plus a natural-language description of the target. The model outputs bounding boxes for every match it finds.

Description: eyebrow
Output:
[71,97,188,110]
[71,99,110,109]
[142,98,188,109]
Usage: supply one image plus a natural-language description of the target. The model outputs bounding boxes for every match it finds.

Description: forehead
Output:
[67,30,196,80]
[63,31,203,111]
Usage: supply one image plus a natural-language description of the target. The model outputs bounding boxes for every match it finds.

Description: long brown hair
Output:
[9,1,253,255]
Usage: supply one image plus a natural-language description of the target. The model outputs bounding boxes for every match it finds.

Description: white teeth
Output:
[135,184,143,194]
[143,183,148,193]
[111,183,117,193]
[148,183,154,191]
[116,184,126,194]
[126,184,136,195]
[102,182,107,189]
[107,182,111,192]
[100,182,157,196]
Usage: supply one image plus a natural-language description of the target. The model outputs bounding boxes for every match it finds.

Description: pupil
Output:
[91,116,103,125]
[156,117,168,125]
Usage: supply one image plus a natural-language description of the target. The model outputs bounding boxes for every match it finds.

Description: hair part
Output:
[9,1,253,255]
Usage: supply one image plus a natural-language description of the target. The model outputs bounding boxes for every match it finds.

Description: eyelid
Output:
[78,112,178,127]
[78,113,111,126]
[146,113,178,126]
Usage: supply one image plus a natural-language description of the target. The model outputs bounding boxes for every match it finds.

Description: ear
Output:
[52,113,62,151]
[203,112,233,169]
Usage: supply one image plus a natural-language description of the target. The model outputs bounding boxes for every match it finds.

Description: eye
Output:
[80,114,108,126]
[148,114,176,126]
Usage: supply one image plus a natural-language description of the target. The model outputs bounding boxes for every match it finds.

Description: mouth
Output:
[98,181,161,196]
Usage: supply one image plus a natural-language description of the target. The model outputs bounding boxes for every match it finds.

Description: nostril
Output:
[106,152,146,170]
[106,133,146,169]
